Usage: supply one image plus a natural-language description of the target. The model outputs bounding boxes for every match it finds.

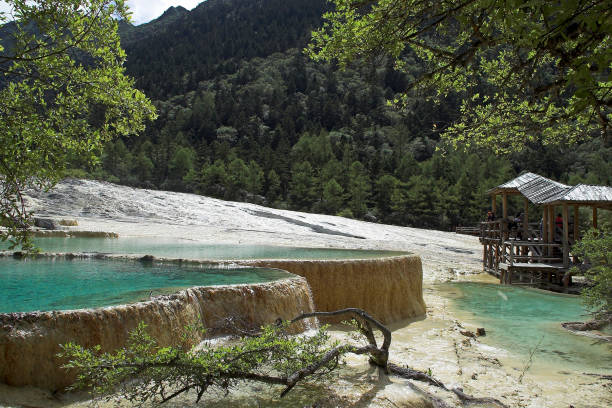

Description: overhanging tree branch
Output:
[308,0,612,150]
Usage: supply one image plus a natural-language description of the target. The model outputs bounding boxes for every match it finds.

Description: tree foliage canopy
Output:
[0,0,156,247]
[307,0,612,153]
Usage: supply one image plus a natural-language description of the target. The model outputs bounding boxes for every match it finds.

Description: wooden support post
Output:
[548,206,554,256]
[495,243,499,274]
[593,207,598,229]
[523,198,529,240]
[502,193,508,240]
[573,205,579,242]
[507,242,513,284]
[562,204,569,268]
[492,194,497,215]
[482,244,487,272]
[542,208,548,243]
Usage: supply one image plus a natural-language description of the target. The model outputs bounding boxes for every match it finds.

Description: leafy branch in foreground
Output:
[61,319,341,404]
[308,0,611,153]
[0,0,156,248]
[61,308,508,408]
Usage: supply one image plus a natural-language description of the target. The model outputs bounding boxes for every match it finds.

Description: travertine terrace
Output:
[0,275,315,390]
[2,179,430,390]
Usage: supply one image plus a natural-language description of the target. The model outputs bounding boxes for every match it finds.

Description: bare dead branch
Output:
[289,308,392,351]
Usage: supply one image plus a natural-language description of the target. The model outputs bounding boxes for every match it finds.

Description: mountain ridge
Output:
[120,0,329,99]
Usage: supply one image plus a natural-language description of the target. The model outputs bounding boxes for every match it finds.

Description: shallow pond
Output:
[438,282,612,373]
[5,237,407,260]
[0,258,291,313]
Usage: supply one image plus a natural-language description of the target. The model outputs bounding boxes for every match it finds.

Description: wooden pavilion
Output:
[480,172,612,289]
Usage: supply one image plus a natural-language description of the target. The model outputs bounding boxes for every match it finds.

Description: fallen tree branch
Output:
[289,308,391,367]
[388,363,448,389]
[281,344,377,397]
[450,386,509,407]
[290,308,391,348]
[289,309,508,407]
[388,363,509,408]
[404,381,454,408]
[583,373,612,380]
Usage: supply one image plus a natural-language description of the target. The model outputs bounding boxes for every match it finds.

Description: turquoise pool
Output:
[439,282,612,372]
[4,237,407,260]
[0,258,291,313]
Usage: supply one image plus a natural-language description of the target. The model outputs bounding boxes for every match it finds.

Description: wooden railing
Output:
[503,241,563,267]
[480,220,577,277]
[455,226,480,235]
[480,221,504,274]
[479,220,503,241]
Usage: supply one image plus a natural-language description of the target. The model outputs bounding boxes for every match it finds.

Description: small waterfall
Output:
[302,281,319,330]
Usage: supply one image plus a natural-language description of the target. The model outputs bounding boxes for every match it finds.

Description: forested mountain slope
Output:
[69,0,612,231]
[121,0,328,99]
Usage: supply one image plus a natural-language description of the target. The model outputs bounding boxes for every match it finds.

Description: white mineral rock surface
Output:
[0,178,608,408]
[25,178,482,283]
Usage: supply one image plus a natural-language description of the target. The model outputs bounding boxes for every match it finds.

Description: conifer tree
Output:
[289,161,317,210]
[347,161,371,218]
[321,178,344,214]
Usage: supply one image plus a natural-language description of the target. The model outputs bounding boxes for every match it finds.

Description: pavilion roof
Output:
[488,172,568,197]
[487,172,540,192]
[518,177,570,205]
[488,173,612,208]
[542,184,612,208]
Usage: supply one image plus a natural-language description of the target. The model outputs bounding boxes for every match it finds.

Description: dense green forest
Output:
[69,0,611,231]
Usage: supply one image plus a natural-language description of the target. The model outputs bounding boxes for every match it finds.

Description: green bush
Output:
[572,228,612,321]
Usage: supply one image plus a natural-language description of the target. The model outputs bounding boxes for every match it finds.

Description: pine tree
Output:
[227,158,250,199]
[289,161,317,210]
[266,169,282,204]
[375,174,400,219]
[246,160,264,195]
[321,179,344,215]
[347,161,371,218]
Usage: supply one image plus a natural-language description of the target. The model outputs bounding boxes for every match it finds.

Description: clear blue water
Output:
[439,282,612,372]
[4,237,407,260]
[0,258,291,313]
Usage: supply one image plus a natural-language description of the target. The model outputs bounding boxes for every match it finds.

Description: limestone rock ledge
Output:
[0,277,314,391]
[0,254,425,390]
[245,255,426,324]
